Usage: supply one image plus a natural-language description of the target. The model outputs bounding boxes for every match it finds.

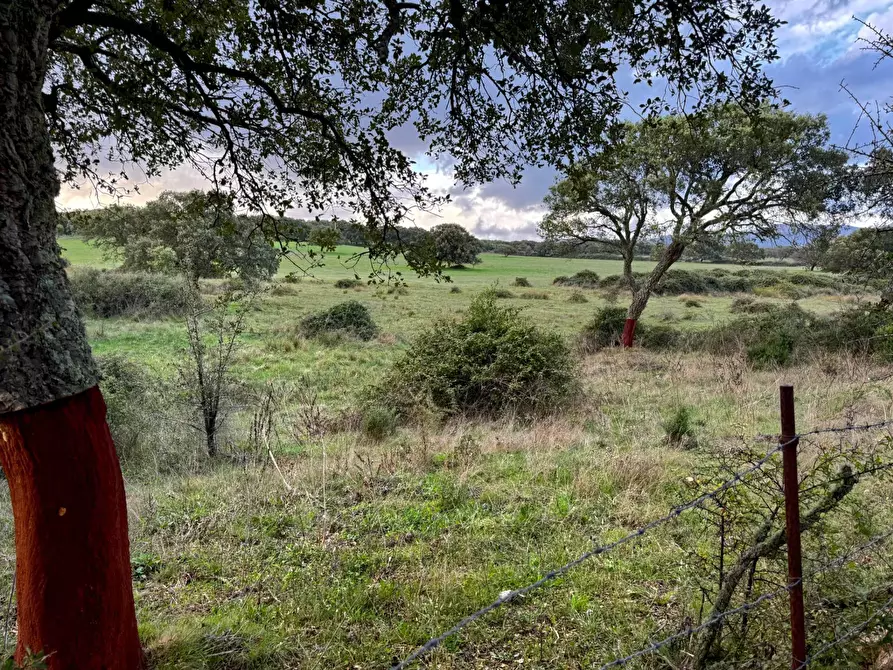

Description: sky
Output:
[57,0,893,241]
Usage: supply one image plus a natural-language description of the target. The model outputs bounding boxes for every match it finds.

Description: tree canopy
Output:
[75,190,281,281]
[429,223,481,267]
[540,104,849,342]
[47,0,781,272]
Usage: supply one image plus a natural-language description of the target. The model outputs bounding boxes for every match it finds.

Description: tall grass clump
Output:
[299,300,378,340]
[372,291,575,418]
[70,267,191,318]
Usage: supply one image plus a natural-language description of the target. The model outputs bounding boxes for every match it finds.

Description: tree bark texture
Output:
[622,239,686,347]
[1,3,142,667]
[0,0,98,413]
[0,387,143,669]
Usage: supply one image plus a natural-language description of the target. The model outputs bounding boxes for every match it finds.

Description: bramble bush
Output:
[372,291,575,418]
[553,269,600,288]
[299,300,378,341]
[70,268,191,318]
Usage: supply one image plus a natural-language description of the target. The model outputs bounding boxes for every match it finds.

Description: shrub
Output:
[512,277,532,287]
[97,354,156,462]
[334,278,361,289]
[520,291,549,300]
[450,286,462,294]
[578,306,627,352]
[362,406,398,440]
[568,292,588,304]
[70,268,191,318]
[491,288,515,299]
[371,292,575,417]
[729,296,775,314]
[553,269,600,288]
[681,297,703,308]
[300,301,378,340]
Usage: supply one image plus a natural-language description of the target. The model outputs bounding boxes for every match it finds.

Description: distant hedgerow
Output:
[371,291,575,418]
[70,268,191,318]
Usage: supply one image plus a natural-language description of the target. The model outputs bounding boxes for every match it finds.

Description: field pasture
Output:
[10,238,887,668]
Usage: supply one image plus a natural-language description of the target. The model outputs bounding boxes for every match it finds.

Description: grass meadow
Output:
[1,238,888,668]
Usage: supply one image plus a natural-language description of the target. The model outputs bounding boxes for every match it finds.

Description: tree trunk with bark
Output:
[622,239,686,347]
[0,2,142,667]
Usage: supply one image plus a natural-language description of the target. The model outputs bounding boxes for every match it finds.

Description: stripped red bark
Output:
[0,387,143,669]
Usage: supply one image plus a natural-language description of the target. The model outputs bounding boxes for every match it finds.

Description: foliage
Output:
[553,270,601,288]
[729,296,773,314]
[97,354,156,464]
[792,222,843,270]
[490,288,515,299]
[178,291,253,457]
[47,0,781,277]
[69,267,191,318]
[430,224,482,267]
[598,267,860,296]
[823,227,893,303]
[579,307,628,352]
[511,277,531,287]
[568,291,589,303]
[362,406,398,441]
[449,286,462,294]
[334,278,362,289]
[75,191,280,281]
[299,301,378,341]
[519,291,549,300]
[372,292,575,418]
[541,105,850,325]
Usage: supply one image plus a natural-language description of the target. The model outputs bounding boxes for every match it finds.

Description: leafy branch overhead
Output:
[49,0,780,271]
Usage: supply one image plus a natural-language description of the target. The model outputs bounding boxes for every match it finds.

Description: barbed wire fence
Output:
[391,388,893,670]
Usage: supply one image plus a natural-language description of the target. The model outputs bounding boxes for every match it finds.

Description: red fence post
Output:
[780,384,807,669]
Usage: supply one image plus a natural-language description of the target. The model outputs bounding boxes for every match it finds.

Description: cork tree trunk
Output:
[0,3,142,667]
[621,239,686,347]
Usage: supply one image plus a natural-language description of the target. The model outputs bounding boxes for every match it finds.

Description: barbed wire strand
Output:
[597,580,801,669]
[391,420,893,670]
[795,587,893,669]
[389,437,795,670]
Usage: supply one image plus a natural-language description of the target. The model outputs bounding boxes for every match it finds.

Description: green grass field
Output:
[8,237,886,669]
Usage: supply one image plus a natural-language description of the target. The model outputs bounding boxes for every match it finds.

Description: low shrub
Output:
[334,278,361,289]
[512,277,532,287]
[553,269,600,288]
[70,268,191,318]
[520,291,549,300]
[362,406,398,440]
[681,296,703,308]
[568,292,588,304]
[299,301,378,341]
[371,292,576,418]
[729,296,774,314]
[598,268,863,297]
[578,306,627,352]
[491,288,515,299]
[450,286,462,294]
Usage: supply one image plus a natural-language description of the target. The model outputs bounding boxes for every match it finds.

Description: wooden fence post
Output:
[780,384,807,668]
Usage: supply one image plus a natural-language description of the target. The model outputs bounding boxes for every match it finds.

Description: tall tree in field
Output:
[1,0,780,666]
[430,223,481,267]
[541,105,848,346]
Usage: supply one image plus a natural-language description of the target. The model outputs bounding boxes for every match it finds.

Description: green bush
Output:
[519,291,549,300]
[598,268,862,297]
[682,297,703,308]
[362,406,398,440]
[334,278,361,289]
[491,288,515,299]
[729,296,773,314]
[568,292,588,304]
[553,269,600,288]
[578,306,628,352]
[299,301,378,341]
[371,292,575,417]
[70,268,191,318]
[512,277,532,287]
[450,286,462,294]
